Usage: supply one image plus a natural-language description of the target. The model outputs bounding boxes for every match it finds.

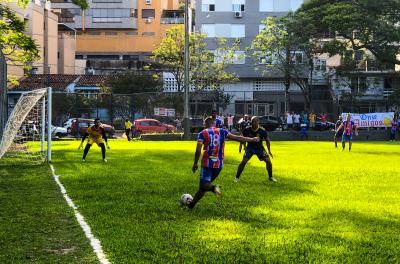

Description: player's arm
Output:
[336,123,343,134]
[192,142,202,173]
[227,133,259,143]
[101,127,110,148]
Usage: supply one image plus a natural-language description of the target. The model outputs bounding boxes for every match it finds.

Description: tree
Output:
[0,3,39,137]
[251,15,318,111]
[105,71,162,119]
[152,26,239,115]
[296,0,400,66]
[71,0,89,32]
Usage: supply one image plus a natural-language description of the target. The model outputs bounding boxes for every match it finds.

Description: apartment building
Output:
[4,0,76,77]
[51,0,184,74]
[195,0,307,116]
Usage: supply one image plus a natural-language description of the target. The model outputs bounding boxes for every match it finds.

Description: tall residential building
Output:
[51,0,184,74]
[4,0,76,77]
[195,0,325,116]
[6,0,59,77]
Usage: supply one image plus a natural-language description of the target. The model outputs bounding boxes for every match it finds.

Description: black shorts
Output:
[244,148,269,161]
[335,131,343,138]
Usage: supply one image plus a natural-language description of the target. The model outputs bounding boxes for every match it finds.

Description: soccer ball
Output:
[180,193,193,206]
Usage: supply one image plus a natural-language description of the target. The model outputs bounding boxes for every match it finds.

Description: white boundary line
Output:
[49,164,111,264]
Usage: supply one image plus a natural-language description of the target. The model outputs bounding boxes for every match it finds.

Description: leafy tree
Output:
[0,3,39,136]
[251,15,318,111]
[71,0,89,31]
[152,26,238,116]
[105,71,162,120]
[296,0,400,66]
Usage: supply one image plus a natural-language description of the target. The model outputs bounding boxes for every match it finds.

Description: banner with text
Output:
[154,107,175,117]
[342,112,394,128]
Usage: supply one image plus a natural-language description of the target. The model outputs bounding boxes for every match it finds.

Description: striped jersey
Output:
[197,127,229,169]
[342,120,355,136]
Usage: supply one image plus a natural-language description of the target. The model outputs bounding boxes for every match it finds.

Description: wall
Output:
[58,33,76,74]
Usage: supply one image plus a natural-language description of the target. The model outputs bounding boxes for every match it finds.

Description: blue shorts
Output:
[244,148,269,161]
[342,134,352,142]
[200,167,222,184]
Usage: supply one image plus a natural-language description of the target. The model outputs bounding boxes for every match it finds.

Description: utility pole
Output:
[183,0,190,140]
[0,52,7,139]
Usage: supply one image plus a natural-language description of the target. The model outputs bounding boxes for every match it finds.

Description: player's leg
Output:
[258,150,276,182]
[334,134,338,148]
[348,135,353,151]
[126,129,131,141]
[235,150,251,181]
[188,168,220,209]
[82,143,92,160]
[341,135,346,151]
[99,143,106,161]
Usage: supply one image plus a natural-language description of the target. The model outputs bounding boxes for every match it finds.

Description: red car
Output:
[133,118,176,136]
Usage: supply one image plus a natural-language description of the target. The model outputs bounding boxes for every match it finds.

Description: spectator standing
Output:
[124,118,133,141]
[293,112,301,130]
[300,123,308,140]
[302,112,309,126]
[227,114,234,131]
[286,112,293,130]
[309,112,316,129]
[390,117,398,141]
[320,113,327,128]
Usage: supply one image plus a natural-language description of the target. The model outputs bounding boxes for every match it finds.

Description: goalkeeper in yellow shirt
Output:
[79,118,110,162]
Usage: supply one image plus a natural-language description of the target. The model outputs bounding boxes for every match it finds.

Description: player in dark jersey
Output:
[334,115,343,148]
[79,118,110,162]
[235,116,276,182]
[187,116,259,209]
[238,114,250,153]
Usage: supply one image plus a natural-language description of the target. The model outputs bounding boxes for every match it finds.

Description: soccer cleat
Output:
[234,177,240,183]
[103,159,107,163]
[269,177,277,182]
[81,158,86,162]
[213,185,222,198]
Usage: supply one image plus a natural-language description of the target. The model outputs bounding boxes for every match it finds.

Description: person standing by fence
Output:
[124,118,132,141]
[227,114,234,131]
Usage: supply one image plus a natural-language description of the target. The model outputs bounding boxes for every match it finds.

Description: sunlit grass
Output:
[48,140,400,263]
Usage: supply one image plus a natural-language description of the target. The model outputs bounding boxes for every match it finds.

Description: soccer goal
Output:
[0,87,52,165]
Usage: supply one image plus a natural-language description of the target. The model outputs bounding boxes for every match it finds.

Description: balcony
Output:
[161,17,184,24]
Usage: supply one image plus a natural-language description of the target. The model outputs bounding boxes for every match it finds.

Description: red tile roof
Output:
[9,74,79,92]
[76,75,113,87]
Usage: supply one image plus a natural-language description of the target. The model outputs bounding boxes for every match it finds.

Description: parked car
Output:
[51,126,68,138]
[67,118,115,137]
[182,118,204,133]
[133,118,176,136]
[313,117,335,131]
[257,115,282,131]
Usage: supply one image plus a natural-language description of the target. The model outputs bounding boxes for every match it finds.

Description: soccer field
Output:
[46,140,400,263]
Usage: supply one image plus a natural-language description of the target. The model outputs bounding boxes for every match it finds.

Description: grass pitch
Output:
[1,140,399,263]
[47,140,400,263]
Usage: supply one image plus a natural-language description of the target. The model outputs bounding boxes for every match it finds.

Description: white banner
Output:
[154,108,175,117]
[342,112,394,128]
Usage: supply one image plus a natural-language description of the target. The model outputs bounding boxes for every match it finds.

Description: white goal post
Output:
[0,87,52,164]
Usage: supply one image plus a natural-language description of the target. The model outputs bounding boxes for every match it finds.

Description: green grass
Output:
[47,140,400,263]
[0,164,97,263]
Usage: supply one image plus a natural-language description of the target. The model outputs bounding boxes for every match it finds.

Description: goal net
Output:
[0,88,52,165]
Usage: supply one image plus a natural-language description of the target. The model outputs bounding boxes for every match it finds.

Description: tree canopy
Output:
[296,0,400,65]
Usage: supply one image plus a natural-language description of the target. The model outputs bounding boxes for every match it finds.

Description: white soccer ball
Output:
[180,193,193,206]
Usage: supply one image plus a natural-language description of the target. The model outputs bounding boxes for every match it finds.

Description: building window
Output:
[142,9,155,18]
[145,0,152,4]
[291,51,304,64]
[142,32,155,36]
[260,0,303,12]
[314,59,326,71]
[232,0,245,12]
[92,0,122,3]
[89,8,132,23]
[202,0,215,12]
[105,31,118,36]
[201,24,216,37]
[125,31,138,35]
[87,31,102,35]
[231,24,245,38]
